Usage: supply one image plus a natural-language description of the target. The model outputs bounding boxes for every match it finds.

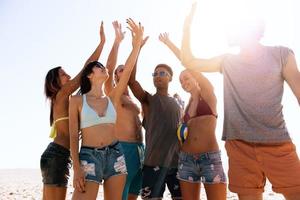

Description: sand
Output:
[0,169,286,200]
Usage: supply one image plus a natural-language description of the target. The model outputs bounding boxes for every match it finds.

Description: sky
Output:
[0,0,299,169]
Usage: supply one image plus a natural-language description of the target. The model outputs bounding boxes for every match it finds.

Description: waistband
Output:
[232,139,293,146]
[180,150,221,161]
[81,141,119,151]
[119,141,144,146]
[48,142,70,154]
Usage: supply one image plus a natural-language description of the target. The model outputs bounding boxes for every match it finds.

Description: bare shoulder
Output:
[69,95,82,105]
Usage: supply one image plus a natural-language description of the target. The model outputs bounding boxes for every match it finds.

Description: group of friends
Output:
[40,3,300,200]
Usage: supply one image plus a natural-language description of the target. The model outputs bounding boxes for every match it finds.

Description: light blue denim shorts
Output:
[177,150,227,184]
[79,141,127,184]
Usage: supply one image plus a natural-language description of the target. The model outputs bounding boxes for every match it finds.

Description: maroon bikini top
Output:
[183,96,217,123]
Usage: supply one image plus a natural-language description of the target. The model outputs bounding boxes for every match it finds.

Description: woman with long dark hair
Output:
[40,23,105,200]
[69,19,144,200]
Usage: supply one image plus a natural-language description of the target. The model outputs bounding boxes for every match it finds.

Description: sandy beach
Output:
[0,169,286,200]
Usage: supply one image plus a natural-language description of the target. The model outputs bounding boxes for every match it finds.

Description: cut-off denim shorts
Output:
[177,150,227,184]
[79,141,127,184]
[40,142,71,187]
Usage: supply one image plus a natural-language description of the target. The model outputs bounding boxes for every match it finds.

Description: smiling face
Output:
[179,70,198,93]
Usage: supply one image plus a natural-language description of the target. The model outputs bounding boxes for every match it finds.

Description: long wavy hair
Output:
[44,66,61,125]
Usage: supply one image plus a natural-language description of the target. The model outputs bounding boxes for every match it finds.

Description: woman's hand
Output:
[73,167,86,193]
[159,32,170,45]
[99,21,105,44]
[126,18,144,49]
[113,20,125,44]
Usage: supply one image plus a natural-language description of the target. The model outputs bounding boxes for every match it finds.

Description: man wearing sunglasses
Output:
[129,62,182,200]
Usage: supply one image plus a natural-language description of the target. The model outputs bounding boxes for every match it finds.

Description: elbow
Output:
[180,55,188,67]
[181,59,192,69]
[180,54,193,67]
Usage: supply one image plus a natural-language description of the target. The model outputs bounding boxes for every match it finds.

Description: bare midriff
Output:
[181,115,219,154]
[81,124,116,147]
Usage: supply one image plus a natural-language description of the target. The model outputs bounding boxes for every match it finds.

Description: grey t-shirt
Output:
[143,93,181,168]
[221,46,293,143]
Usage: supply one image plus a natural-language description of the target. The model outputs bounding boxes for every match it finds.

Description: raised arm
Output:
[104,21,125,95]
[189,69,215,99]
[283,52,300,105]
[110,19,143,105]
[181,3,223,73]
[159,32,181,60]
[58,22,106,98]
[128,33,149,103]
[69,96,85,193]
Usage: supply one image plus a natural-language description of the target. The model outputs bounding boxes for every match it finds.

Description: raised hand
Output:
[113,20,125,44]
[126,18,144,49]
[183,2,197,30]
[159,32,170,44]
[141,36,149,48]
[99,21,105,43]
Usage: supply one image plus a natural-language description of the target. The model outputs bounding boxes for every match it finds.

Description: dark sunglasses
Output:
[152,71,170,77]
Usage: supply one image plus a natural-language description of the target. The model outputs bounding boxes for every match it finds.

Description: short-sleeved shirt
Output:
[142,92,181,168]
[221,46,293,143]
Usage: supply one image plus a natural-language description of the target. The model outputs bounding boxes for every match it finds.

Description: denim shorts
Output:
[40,142,71,187]
[177,151,226,184]
[79,141,127,184]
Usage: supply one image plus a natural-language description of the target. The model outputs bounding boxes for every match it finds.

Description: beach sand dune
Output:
[0,169,285,200]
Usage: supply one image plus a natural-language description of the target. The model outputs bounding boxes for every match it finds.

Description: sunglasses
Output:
[152,71,170,77]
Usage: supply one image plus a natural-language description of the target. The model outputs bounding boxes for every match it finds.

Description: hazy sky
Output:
[0,0,299,168]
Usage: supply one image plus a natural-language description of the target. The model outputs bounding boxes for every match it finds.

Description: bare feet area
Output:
[0,169,285,200]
